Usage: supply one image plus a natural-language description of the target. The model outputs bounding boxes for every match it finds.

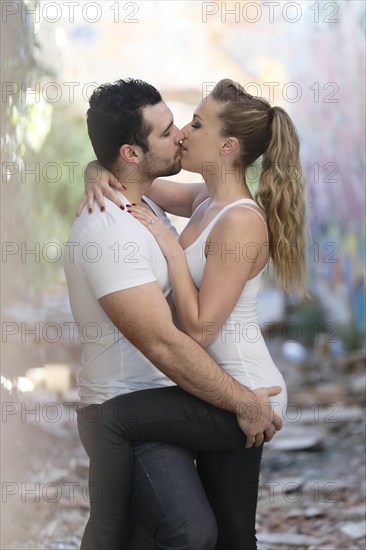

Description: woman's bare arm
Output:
[76,161,208,217]
[128,205,269,346]
[145,178,208,217]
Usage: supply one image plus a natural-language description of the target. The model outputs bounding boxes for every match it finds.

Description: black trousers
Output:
[77,386,263,550]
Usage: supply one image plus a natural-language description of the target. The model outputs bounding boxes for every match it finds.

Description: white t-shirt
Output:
[64,192,178,404]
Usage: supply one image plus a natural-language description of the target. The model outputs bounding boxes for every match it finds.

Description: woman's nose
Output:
[180,124,189,138]
[174,127,185,144]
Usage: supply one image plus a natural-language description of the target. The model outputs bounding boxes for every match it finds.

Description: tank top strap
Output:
[235,203,269,240]
[216,199,268,239]
[185,198,268,253]
[191,197,209,217]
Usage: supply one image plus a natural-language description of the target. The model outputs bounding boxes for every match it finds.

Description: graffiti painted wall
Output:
[211,1,365,331]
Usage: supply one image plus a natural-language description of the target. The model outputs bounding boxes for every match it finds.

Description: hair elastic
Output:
[268,106,275,121]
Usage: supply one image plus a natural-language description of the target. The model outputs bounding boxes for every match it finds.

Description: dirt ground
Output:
[1,344,365,550]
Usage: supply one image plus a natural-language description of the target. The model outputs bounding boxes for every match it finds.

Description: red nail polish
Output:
[131,203,136,206]
[101,206,105,212]
[88,208,92,214]
[126,204,132,207]
[120,205,125,210]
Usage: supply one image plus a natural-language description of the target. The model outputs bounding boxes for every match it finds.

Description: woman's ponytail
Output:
[256,106,307,296]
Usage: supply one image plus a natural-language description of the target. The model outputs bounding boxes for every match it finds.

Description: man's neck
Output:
[119,187,147,206]
[112,167,153,206]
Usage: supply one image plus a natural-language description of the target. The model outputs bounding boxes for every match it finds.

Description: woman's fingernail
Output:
[131,203,136,206]
[120,205,125,210]
[101,206,105,212]
[126,204,132,207]
[88,208,92,214]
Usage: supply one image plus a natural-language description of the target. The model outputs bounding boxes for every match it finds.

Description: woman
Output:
[77,78,306,549]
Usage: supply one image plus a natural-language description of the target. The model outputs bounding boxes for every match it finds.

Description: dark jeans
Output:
[77,386,263,550]
[128,442,217,550]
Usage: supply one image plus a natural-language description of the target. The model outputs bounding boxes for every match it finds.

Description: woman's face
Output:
[180,95,225,175]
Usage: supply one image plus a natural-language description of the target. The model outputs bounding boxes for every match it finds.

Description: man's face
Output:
[139,101,184,179]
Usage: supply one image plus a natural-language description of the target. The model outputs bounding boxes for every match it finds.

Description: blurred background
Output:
[1,1,365,549]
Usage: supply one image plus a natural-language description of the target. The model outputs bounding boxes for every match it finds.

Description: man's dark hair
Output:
[87,78,162,169]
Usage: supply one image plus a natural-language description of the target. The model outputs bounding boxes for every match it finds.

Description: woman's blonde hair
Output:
[210,78,307,297]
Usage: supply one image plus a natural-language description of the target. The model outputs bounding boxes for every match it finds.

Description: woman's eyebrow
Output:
[193,113,204,120]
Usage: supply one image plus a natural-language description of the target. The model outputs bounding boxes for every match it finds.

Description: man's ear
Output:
[220,137,239,157]
[119,144,142,164]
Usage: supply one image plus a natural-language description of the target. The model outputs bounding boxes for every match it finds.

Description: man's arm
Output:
[99,281,282,448]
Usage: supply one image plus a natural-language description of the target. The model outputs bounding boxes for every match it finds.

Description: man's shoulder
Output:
[66,201,141,241]
[64,201,155,270]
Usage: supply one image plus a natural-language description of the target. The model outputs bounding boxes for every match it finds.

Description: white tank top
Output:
[184,198,288,419]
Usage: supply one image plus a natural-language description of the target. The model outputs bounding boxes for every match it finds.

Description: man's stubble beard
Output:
[141,151,181,180]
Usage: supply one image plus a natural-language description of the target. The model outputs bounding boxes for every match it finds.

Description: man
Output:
[64,78,282,549]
